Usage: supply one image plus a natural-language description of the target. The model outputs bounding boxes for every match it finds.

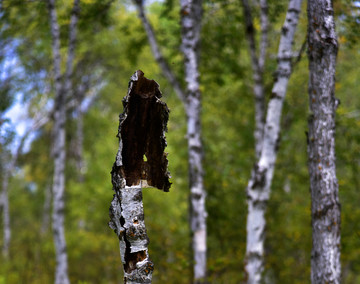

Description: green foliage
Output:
[1,1,360,283]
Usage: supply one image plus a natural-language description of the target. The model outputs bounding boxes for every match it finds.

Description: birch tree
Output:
[133,1,207,281]
[307,0,341,282]
[47,0,80,283]
[244,0,303,283]
[109,70,171,283]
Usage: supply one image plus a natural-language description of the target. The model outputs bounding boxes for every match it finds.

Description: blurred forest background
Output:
[0,0,360,283]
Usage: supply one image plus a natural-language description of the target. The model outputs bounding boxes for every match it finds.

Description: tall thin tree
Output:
[243,0,303,283]
[133,1,207,281]
[307,0,341,283]
[48,0,80,283]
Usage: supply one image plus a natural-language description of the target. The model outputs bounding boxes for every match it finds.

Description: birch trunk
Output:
[48,0,80,283]
[134,1,207,281]
[109,70,171,283]
[180,1,207,282]
[1,165,11,259]
[307,0,341,283]
[244,1,303,283]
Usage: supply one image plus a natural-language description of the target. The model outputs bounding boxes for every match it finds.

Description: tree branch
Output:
[63,0,80,96]
[133,0,187,105]
[48,0,62,98]
[258,0,269,71]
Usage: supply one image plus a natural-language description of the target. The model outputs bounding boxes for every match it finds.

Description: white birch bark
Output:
[241,0,269,158]
[244,1,303,283]
[109,70,171,283]
[307,0,341,283]
[48,0,80,283]
[134,1,207,281]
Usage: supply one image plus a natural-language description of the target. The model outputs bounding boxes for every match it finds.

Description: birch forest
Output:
[1,0,360,283]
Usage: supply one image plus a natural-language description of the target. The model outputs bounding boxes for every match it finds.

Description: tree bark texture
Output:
[109,70,171,283]
[307,0,340,283]
[244,1,303,283]
[48,0,80,283]
[241,0,268,158]
[180,1,207,282]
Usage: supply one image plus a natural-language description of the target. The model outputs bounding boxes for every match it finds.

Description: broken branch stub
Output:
[109,70,171,283]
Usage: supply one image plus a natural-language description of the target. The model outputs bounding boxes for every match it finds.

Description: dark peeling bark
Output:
[307,0,341,283]
[109,70,170,283]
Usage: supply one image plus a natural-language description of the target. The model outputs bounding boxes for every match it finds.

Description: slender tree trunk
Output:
[109,70,171,283]
[180,1,207,282]
[0,147,12,259]
[48,0,80,283]
[244,1,303,283]
[307,0,341,283]
[73,89,85,182]
[1,168,11,259]
[241,0,268,158]
[134,1,207,281]
[48,0,69,281]
[41,183,52,235]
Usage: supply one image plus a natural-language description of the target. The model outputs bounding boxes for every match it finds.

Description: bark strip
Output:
[109,70,170,283]
[244,1,303,283]
[307,0,341,283]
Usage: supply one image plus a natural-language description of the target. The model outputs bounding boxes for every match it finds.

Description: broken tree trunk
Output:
[109,70,171,283]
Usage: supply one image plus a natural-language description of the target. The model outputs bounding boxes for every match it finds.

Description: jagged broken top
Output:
[116,70,171,192]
